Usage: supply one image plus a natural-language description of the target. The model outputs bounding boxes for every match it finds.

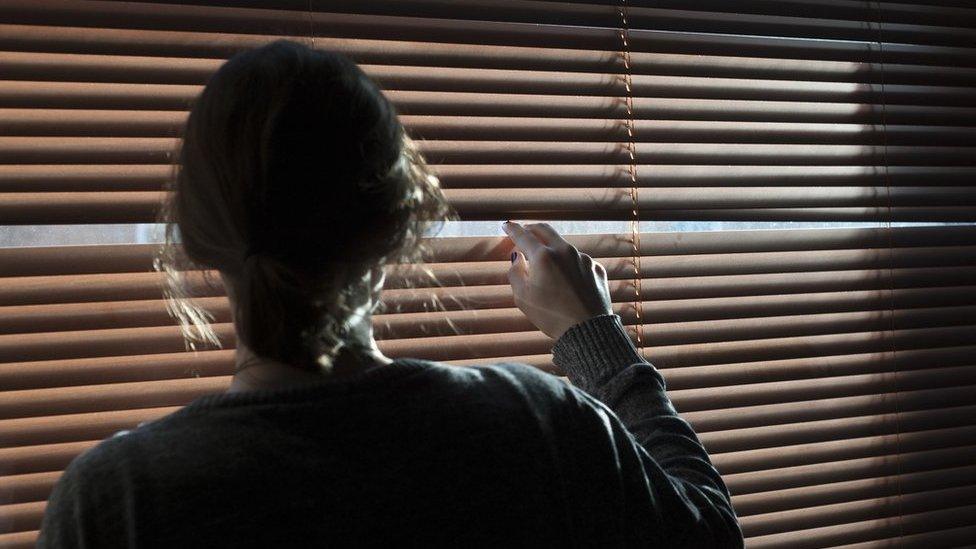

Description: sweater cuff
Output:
[551,313,647,385]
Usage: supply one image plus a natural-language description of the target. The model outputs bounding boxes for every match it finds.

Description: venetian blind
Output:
[1,1,976,547]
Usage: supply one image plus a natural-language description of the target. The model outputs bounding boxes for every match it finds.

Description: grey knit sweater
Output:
[38,314,742,548]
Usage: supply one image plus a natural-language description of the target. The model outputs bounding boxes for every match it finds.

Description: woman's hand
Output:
[503,221,613,341]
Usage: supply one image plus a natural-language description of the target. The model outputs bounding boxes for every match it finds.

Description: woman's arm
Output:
[502,221,742,546]
[552,313,743,547]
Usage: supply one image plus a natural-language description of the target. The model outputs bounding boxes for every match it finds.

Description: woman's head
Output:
[156,39,454,372]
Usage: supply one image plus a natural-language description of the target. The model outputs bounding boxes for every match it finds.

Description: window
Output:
[1,1,975,546]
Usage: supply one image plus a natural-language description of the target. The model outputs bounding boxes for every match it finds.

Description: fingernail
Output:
[510,251,517,263]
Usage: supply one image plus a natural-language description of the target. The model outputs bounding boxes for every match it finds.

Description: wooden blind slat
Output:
[4,284,973,336]
[3,225,973,274]
[734,463,976,517]
[843,523,976,548]
[714,423,976,476]
[3,0,976,50]
[739,484,976,538]
[3,306,974,363]
[5,264,975,308]
[701,404,976,454]
[4,343,975,397]
[0,529,36,549]
[3,23,976,87]
[4,164,976,193]
[6,81,976,125]
[6,187,976,224]
[5,9,974,66]
[7,112,976,148]
[4,49,976,89]
[5,55,976,107]
[745,503,976,548]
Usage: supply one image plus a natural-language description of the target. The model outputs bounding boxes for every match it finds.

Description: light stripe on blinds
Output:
[0,1,974,548]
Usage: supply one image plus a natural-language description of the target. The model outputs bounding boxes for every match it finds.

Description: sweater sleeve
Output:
[550,313,743,548]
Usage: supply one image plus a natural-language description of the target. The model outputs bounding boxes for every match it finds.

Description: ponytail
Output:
[233,252,350,372]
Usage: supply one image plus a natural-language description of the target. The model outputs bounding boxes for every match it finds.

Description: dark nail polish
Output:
[511,251,517,263]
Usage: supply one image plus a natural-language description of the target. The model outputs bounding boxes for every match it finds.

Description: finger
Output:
[581,253,598,271]
[593,261,607,279]
[507,250,529,293]
[525,223,573,250]
[502,221,545,257]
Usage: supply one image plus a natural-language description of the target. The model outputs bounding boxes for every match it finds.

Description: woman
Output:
[38,40,742,547]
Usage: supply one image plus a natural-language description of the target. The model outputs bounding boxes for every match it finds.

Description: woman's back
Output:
[39,317,742,547]
[40,360,575,546]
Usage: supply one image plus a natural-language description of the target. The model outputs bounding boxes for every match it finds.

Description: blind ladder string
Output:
[617,0,645,359]
[872,0,906,535]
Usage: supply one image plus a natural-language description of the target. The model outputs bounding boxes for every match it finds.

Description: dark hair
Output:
[155,40,455,372]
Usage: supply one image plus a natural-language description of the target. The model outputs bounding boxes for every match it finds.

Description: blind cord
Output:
[872,0,906,537]
[617,0,645,360]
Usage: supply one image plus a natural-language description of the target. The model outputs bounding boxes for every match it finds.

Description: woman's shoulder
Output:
[66,422,156,475]
[413,358,589,413]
